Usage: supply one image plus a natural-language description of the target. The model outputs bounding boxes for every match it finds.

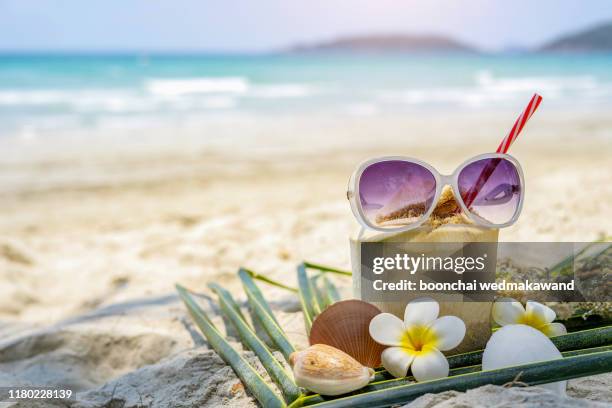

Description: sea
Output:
[1,53,611,138]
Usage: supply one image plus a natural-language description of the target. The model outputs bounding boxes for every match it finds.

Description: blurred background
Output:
[0,2,611,404]
[2,1,612,138]
[0,0,611,322]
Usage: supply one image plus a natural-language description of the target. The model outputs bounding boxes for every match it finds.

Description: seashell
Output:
[482,324,566,395]
[309,299,385,367]
[289,344,375,395]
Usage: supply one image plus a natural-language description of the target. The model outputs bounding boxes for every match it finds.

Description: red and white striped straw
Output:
[463,93,543,208]
[496,93,543,153]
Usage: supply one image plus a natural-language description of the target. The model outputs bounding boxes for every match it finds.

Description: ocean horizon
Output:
[2,52,612,139]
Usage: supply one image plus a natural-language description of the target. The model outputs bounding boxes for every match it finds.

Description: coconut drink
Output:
[350,187,499,353]
[346,96,539,353]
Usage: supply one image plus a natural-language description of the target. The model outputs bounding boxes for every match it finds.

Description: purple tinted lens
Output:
[458,158,521,225]
[359,161,436,228]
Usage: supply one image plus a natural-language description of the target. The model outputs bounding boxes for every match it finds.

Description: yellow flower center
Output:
[399,325,438,355]
[516,311,548,331]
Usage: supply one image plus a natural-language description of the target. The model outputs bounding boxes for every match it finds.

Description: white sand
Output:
[0,112,610,406]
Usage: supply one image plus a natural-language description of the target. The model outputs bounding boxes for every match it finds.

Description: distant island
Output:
[540,22,612,52]
[284,21,612,54]
[286,34,477,53]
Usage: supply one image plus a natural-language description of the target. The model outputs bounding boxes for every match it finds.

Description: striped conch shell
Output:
[289,344,375,396]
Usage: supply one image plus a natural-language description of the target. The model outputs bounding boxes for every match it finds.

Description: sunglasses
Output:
[347,153,524,232]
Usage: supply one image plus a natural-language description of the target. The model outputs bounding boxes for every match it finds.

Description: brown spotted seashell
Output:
[289,344,374,395]
[309,299,385,367]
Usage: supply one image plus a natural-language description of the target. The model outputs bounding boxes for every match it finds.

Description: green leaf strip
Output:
[239,269,296,360]
[303,261,352,276]
[302,350,612,408]
[175,284,285,408]
[322,275,341,303]
[297,263,320,332]
[209,283,301,403]
[239,268,281,324]
[443,324,612,369]
[241,267,298,292]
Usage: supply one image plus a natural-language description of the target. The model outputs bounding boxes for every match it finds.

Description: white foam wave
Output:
[0,79,315,119]
[0,88,240,113]
[146,77,249,96]
[0,90,74,105]
[250,84,314,98]
[475,70,598,94]
[146,78,316,99]
[0,89,149,111]
[378,71,609,108]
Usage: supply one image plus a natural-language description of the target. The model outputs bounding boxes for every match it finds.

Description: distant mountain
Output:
[541,22,612,52]
[287,34,477,53]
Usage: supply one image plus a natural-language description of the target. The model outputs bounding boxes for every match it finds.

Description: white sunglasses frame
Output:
[347,152,525,233]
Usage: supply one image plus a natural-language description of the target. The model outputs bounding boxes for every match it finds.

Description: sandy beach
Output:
[0,111,611,406]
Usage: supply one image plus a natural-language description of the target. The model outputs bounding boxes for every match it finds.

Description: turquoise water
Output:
[1,53,611,136]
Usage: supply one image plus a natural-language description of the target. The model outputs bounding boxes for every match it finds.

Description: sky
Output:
[0,0,611,52]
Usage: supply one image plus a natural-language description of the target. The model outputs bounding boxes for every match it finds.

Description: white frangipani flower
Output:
[492,298,567,337]
[368,297,466,381]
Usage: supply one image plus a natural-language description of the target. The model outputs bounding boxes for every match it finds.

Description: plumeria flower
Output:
[492,298,567,337]
[368,297,466,381]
